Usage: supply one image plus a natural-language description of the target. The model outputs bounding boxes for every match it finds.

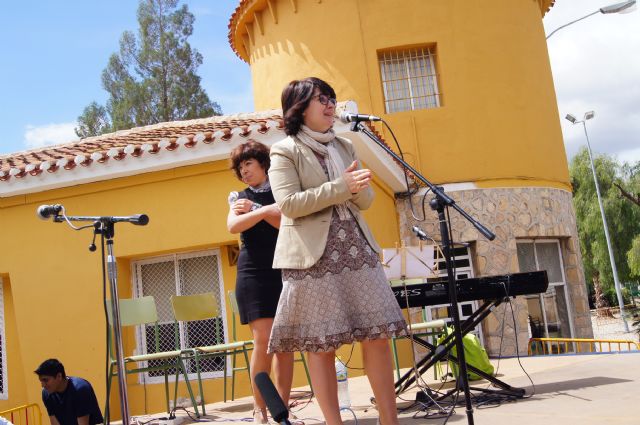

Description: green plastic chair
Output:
[170,292,251,414]
[105,296,200,422]
[389,279,446,381]
[227,290,314,396]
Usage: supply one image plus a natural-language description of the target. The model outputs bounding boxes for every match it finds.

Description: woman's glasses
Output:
[313,94,337,106]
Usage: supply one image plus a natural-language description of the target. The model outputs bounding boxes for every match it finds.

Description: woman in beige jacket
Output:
[267,77,407,425]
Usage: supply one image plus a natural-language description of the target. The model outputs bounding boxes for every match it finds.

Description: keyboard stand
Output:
[395,297,526,398]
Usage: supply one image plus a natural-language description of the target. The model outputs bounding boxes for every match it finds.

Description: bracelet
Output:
[250,202,263,212]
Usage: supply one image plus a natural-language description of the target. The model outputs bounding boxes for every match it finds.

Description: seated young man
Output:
[35,359,103,425]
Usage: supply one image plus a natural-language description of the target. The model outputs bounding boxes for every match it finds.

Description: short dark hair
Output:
[281,77,336,136]
[229,140,271,180]
[35,359,66,378]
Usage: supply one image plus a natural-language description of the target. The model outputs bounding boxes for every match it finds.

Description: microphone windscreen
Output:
[255,372,289,422]
[36,205,49,220]
[338,111,352,124]
[36,204,61,220]
[133,214,149,226]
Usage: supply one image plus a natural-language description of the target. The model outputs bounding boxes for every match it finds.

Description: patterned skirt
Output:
[268,209,407,353]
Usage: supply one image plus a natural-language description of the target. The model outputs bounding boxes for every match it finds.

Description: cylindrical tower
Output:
[229,0,592,356]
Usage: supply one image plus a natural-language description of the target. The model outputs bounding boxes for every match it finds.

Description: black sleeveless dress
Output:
[235,188,282,324]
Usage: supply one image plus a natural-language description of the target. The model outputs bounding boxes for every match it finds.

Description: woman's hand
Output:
[228,200,279,233]
[343,160,372,194]
[231,198,255,215]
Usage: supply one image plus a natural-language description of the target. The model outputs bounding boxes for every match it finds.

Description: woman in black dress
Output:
[227,140,294,424]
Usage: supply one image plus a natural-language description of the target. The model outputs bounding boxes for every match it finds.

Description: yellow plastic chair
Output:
[170,292,251,414]
[106,296,200,422]
[389,279,446,381]
[228,290,314,396]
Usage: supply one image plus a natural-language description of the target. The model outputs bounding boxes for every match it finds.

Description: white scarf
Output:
[296,125,352,220]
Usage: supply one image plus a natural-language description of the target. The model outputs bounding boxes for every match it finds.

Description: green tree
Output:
[570,148,640,305]
[75,102,112,138]
[75,0,221,138]
[619,163,640,277]
[629,236,640,277]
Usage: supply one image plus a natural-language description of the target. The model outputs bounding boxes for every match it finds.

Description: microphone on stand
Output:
[339,111,382,123]
[255,372,291,425]
[36,204,63,220]
[412,225,429,241]
[111,214,149,226]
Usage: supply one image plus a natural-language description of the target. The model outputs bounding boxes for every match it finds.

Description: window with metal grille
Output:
[0,277,8,399]
[379,46,441,113]
[132,250,227,383]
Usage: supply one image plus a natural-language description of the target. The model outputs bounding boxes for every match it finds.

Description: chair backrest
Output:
[228,290,240,314]
[389,278,425,287]
[227,290,240,342]
[118,296,159,326]
[171,292,219,322]
[105,296,160,358]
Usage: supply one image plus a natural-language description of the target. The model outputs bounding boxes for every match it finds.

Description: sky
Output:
[544,0,639,165]
[0,0,253,154]
[0,0,638,166]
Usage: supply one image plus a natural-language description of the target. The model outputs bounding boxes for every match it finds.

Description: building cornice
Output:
[228,0,557,62]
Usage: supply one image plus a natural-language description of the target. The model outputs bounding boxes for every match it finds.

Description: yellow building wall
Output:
[0,276,28,411]
[0,157,399,419]
[236,0,569,190]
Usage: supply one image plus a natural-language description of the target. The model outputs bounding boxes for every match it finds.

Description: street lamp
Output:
[546,0,637,39]
[565,111,630,332]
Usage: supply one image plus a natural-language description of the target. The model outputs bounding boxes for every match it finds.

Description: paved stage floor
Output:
[133,351,640,424]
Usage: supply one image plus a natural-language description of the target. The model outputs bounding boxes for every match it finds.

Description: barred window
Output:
[132,250,227,383]
[0,277,7,399]
[379,47,441,113]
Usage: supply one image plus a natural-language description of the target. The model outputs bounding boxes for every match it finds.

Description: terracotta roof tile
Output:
[228,0,250,61]
[0,112,283,180]
[0,102,409,195]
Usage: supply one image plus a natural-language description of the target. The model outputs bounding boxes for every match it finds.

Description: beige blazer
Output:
[268,135,381,269]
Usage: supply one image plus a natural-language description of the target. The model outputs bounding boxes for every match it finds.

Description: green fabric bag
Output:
[438,326,494,381]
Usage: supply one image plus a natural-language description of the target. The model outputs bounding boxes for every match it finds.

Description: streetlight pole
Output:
[546,0,636,39]
[566,112,630,332]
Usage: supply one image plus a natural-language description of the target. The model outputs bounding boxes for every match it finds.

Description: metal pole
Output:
[106,237,131,424]
[546,10,599,39]
[546,1,637,39]
[581,121,630,332]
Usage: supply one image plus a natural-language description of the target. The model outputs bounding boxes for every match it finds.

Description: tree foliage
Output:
[75,0,221,138]
[75,102,111,138]
[570,147,640,306]
[621,163,640,277]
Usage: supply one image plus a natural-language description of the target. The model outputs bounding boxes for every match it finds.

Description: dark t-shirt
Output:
[42,377,103,425]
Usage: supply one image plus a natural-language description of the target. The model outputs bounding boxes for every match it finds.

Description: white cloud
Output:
[616,146,640,165]
[24,122,78,149]
[544,0,640,163]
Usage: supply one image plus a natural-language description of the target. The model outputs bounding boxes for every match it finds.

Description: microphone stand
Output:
[52,214,148,425]
[350,121,495,425]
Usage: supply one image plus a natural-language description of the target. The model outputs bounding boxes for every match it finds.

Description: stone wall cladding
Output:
[396,186,593,356]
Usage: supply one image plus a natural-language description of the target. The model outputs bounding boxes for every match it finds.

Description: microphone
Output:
[110,214,149,226]
[36,204,63,220]
[339,111,382,123]
[255,372,291,425]
[412,225,429,241]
